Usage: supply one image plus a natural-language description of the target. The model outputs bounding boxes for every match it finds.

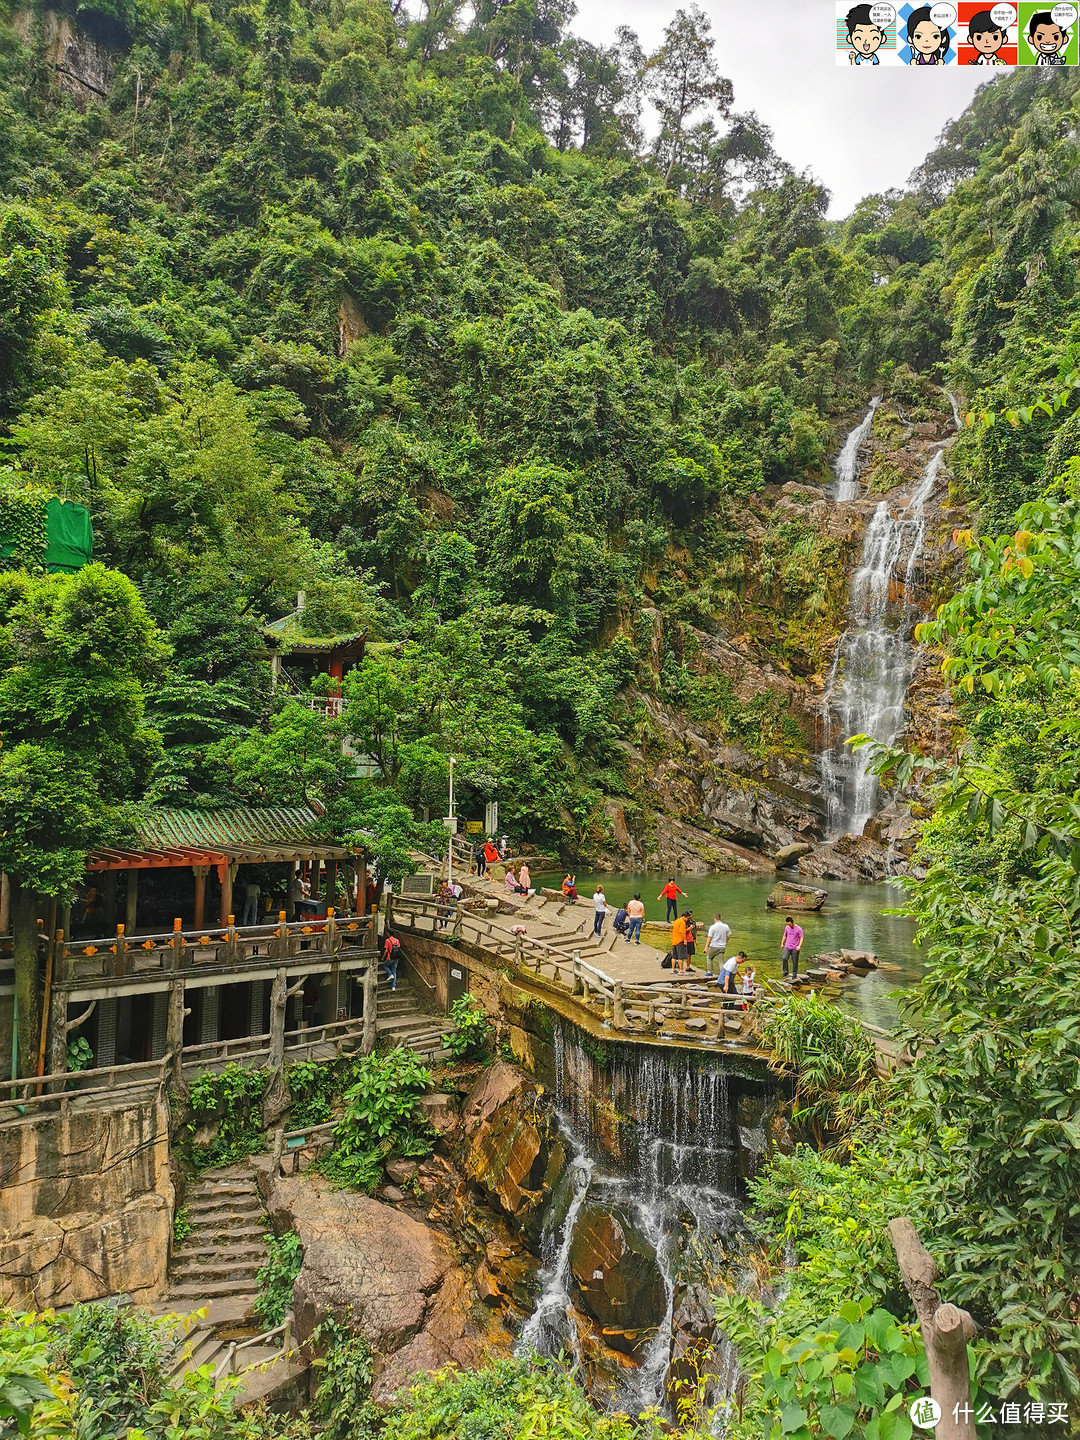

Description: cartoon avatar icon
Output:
[906,5,950,61]
[1027,10,1068,61]
[966,9,1009,61]
[846,3,887,61]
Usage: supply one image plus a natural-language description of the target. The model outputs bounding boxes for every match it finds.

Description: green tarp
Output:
[44,498,93,573]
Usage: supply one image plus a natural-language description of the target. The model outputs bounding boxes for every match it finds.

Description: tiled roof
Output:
[136,805,328,851]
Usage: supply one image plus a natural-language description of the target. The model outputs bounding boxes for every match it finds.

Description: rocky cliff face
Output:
[593,399,965,878]
[12,9,122,106]
[0,1095,173,1310]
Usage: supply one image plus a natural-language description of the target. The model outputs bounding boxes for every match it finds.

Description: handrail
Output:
[213,1312,294,1383]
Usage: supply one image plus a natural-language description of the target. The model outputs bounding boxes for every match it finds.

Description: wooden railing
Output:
[389,893,769,1043]
[54,912,376,991]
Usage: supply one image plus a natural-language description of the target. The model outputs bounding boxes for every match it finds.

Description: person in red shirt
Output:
[483,839,500,873]
[657,877,688,923]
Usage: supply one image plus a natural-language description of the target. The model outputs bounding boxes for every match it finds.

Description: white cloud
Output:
[571,0,996,216]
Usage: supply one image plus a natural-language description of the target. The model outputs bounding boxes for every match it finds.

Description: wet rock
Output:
[667,1283,719,1408]
[766,880,827,911]
[461,1063,550,1221]
[568,1203,667,1355]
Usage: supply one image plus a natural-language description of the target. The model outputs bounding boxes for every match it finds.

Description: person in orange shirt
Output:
[671,910,690,973]
[657,877,687,923]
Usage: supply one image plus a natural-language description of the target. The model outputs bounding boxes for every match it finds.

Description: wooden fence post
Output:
[888,1218,976,1440]
[167,980,188,1096]
[613,980,625,1030]
[572,952,583,996]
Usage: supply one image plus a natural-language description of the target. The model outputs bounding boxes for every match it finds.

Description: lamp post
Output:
[447,757,456,889]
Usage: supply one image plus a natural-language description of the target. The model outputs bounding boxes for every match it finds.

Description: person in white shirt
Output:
[719,951,744,997]
[705,913,732,977]
[592,886,607,938]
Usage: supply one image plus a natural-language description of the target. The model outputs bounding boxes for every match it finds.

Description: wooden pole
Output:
[166,980,188,1095]
[326,859,337,911]
[357,856,367,916]
[362,959,377,1054]
[888,1218,976,1440]
[125,870,138,934]
[193,866,208,931]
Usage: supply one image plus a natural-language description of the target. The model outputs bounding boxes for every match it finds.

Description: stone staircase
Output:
[168,1169,267,1308]
[376,967,452,1061]
[164,1168,304,1402]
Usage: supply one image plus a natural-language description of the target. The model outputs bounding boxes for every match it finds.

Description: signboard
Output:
[402,874,435,897]
[442,816,458,833]
[465,821,483,834]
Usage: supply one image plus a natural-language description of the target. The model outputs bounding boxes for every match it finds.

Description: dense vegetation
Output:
[6,0,1080,1432]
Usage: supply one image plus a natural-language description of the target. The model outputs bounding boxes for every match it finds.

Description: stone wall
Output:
[0,1094,173,1310]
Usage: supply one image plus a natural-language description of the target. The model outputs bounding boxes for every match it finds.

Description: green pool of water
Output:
[537,869,921,1031]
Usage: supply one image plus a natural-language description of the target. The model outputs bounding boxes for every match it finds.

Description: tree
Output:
[0,206,65,416]
[644,5,732,185]
[0,566,163,1074]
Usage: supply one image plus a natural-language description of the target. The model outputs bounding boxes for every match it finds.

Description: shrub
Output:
[186,1063,268,1171]
[319,1048,433,1193]
[255,1231,304,1328]
[442,992,494,1061]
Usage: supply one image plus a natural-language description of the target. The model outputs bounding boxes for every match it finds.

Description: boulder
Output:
[268,1174,508,1399]
[841,949,879,968]
[773,842,815,868]
[415,1093,459,1141]
[568,1203,666,1355]
[765,881,827,911]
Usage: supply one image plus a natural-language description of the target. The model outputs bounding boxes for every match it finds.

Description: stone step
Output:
[170,1257,264,1285]
[176,1242,268,1264]
[166,1279,259,1302]
[186,1223,268,1246]
[377,1016,444,1034]
[187,1193,263,1216]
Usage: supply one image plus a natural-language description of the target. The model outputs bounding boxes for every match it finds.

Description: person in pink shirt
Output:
[781,915,804,979]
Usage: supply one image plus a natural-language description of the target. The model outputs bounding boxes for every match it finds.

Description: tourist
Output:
[593,885,608,937]
[483,838,500,873]
[781,915,804,979]
[382,933,402,991]
[241,878,261,927]
[612,902,629,938]
[500,833,510,856]
[562,873,578,901]
[518,861,531,893]
[435,881,452,929]
[684,911,697,967]
[705,912,732,978]
[719,950,743,996]
[473,840,486,877]
[671,909,690,973]
[365,879,378,914]
[625,893,645,944]
[740,963,756,998]
[657,877,687,922]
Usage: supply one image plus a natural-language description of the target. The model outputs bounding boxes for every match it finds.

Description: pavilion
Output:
[44,805,375,1071]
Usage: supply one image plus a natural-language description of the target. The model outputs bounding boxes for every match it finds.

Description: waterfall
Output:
[820,446,946,835]
[831,397,880,501]
[519,1021,756,1417]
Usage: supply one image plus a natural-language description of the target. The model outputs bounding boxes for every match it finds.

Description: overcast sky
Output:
[572,0,995,217]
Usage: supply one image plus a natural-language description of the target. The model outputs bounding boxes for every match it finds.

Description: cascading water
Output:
[820,445,947,835]
[519,1021,772,1417]
[830,397,880,501]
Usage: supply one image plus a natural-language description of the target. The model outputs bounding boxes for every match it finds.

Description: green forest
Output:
[4,0,1080,1433]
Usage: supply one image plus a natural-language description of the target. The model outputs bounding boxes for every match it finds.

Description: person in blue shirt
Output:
[846,4,886,63]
